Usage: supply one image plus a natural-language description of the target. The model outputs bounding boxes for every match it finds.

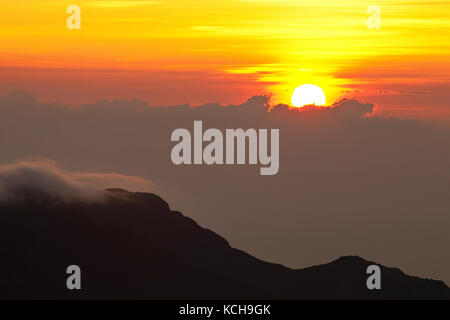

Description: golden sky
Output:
[0,0,449,116]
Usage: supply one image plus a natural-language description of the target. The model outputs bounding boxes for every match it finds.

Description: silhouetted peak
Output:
[103,188,132,196]
[333,255,368,264]
[0,187,449,299]
[103,188,171,212]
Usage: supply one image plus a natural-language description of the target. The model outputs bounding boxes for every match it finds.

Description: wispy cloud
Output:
[88,1,160,8]
[190,26,224,32]
[0,159,155,203]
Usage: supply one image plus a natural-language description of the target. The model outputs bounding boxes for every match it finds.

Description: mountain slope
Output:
[0,188,448,299]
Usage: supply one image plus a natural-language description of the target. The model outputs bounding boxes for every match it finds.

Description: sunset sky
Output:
[1,0,450,289]
[0,0,449,119]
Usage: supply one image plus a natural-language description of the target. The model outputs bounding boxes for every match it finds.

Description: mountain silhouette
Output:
[0,188,448,299]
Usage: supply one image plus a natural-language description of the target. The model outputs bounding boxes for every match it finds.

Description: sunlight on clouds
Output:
[88,1,160,7]
[190,26,224,31]
[0,0,448,107]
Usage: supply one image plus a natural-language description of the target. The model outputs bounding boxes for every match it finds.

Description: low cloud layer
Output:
[0,159,154,203]
[1,91,449,285]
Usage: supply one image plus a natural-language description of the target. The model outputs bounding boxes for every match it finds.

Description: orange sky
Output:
[0,0,449,118]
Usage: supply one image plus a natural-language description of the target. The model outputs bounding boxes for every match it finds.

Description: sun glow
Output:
[0,0,449,109]
[291,84,326,107]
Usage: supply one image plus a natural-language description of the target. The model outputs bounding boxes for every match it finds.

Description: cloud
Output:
[271,98,375,119]
[1,91,450,285]
[0,159,154,204]
[88,1,160,8]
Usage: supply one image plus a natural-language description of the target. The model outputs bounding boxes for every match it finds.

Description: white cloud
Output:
[0,159,154,203]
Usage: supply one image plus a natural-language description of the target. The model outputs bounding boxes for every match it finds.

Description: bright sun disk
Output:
[291,84,326,107]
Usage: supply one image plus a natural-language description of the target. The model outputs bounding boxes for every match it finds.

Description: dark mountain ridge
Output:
[0,188,448,299]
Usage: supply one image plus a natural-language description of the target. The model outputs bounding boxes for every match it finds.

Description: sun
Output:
[291,84,326,107]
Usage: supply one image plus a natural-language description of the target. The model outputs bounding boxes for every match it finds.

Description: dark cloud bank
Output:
[1,91,449,285]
